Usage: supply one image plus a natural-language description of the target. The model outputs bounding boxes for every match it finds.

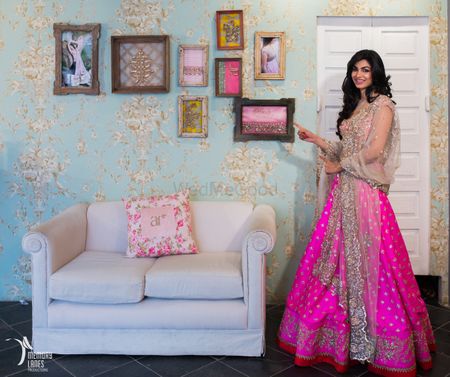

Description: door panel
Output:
[317,17,430,274]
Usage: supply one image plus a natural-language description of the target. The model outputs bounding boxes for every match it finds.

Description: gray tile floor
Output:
[0,302,449,377]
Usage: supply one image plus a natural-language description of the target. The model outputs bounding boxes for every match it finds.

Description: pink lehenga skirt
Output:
[277,174,435,377]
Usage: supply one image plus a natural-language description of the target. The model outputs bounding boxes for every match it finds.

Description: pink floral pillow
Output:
[123,190,198,257]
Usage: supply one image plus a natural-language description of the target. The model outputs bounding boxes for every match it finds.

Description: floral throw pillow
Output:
[123,190,198,257]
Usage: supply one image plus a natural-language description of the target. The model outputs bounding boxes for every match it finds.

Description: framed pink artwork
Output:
[178,45,209,87]
[233,98,295,142]
[215,58,242,97]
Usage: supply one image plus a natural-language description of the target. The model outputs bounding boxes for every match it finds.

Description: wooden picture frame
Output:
[53,23,100,95]
[178,96,208,138]
[254,31,286,80]
[178,45,209,87]
[215,58,242,97]
[111,35,170,93]
[233,97,295,142]
[216,10,244,50]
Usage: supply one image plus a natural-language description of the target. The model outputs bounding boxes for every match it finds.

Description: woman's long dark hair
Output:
[336,49,393,139]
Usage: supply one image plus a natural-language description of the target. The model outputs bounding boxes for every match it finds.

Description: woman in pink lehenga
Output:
[277,50,435,377]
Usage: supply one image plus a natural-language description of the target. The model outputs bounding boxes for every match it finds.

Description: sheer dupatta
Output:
[340,98,400,190]
[314,95,400,362]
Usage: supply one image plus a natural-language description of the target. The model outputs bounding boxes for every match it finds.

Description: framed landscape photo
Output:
[111,35,170,93]
[233,98,295,142]
[53,23,100,95]
[216,10,244,50]
[215,58,242,97]
[254,31,286,80]
[178,96,208,138]
[178,45,209,87]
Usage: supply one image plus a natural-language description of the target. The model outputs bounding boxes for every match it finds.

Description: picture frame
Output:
[53,23,100,95]
[254,31,286,80]
[233,97,295,142]
[178,44,209,87]
[216,10,244,50]
[215,58,242,97]
[178,95,208,138]
[111,35,170,93]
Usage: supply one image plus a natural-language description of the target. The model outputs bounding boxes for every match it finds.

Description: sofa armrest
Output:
[22,203,89,327]
[244,204,276,254]
[242,204,276,331]
[23,203,89,272]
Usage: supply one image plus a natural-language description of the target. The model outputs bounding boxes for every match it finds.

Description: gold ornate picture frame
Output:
[178,95,208,138]
[178,45,209,87]
[53,23,100,95]
[254,31,286,80]
[111,35,170,93]
[216,10,244,50]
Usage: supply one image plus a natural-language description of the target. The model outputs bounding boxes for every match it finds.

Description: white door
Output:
[317,17,430,274]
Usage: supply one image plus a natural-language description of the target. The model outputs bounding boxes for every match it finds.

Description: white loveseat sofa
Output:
[22,200,276,356]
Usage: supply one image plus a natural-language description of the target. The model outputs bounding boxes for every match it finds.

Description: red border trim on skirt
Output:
[277,337,435,377]
[277,338,351,373]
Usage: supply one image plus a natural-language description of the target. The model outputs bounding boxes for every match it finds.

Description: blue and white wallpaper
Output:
[0,0,448,304]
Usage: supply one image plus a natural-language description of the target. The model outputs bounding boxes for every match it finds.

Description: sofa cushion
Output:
[123,190,198,257]
[84,200,254,255]
[145,252,243,299]
[50,251,156,304]
[85,201,128,253]
[190,201,253,252]
[48,298,247,329]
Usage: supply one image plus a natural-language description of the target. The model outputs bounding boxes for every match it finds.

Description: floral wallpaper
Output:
[0,0,447,305]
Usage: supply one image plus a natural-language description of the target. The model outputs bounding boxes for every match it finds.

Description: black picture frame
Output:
[233,98,295,142]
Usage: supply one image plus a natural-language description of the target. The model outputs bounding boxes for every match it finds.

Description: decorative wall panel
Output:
[0,0,447,304]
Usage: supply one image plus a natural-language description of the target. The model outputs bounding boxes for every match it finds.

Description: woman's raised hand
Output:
[294,122,317,144]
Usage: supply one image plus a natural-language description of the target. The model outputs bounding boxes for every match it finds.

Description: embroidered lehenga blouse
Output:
[277,95,435,377]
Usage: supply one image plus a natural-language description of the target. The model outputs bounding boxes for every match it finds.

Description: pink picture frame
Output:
[215,58,242,97]
[178,44,209,87]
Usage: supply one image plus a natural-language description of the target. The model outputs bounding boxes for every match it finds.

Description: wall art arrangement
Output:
[178,45,209,87]
[178,95,208,138]
[53,23,100,95]
[233,98,295,142]
[254,31,286,80]
[215,10,244,50]
[111,35,170,93]
[215,58,242,97]
[53,12,288,140]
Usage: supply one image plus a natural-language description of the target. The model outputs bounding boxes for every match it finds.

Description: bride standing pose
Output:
[277,49,435,377]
